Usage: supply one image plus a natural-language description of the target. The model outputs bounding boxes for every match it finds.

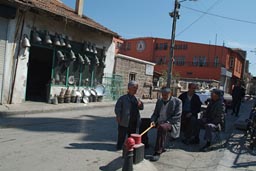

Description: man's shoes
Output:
[150,153,160,162]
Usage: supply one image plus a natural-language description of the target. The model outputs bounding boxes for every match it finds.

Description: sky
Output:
[61,0,256,76]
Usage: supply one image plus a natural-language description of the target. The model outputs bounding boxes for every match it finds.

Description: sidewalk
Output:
[0,99,157,116]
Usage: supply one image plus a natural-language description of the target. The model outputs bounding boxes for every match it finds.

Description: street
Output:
[0,104,154,171]
[0,102,256,171]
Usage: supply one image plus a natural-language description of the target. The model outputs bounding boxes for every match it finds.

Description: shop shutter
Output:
[0,17,8,103]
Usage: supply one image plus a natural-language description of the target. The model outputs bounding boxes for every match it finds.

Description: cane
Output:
[140,124,154,136]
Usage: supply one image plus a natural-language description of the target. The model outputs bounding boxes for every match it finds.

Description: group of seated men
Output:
[141,83,225,161]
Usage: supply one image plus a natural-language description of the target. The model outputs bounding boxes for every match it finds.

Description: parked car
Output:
[195,89,211,105]
[196,89,232,109]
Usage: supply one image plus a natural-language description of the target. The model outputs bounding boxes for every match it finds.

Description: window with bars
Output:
[174,56,185,66]
[214,56,219,67]
[129,72,136,81]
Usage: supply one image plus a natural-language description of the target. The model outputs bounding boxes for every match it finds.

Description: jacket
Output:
[203,98,225,126]
[178,92,202,116]
[150,96,182,138]
[115,94,144,127]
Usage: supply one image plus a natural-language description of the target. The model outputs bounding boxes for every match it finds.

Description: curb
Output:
[0,99,157,117]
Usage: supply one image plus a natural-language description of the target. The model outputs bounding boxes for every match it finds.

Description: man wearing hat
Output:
[150,86,182,161]
[194,89,225,151]
[115,81,144,150]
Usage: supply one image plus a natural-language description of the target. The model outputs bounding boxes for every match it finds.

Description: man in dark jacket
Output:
[195,89,225,151]
[178,83,202,144]
[231,81,245,116]
[114,81,144,150]
[150,86,182,161]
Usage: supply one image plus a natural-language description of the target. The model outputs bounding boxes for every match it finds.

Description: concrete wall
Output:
[1,12,22,104]
[103,41,115,75]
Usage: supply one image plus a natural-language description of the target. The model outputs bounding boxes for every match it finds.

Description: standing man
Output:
[231,81,245,117]
[150,86,182,161]
[179,83,202,144]
[115,81,144,150]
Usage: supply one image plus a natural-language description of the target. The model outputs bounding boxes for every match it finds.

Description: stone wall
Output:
[114,55,154,99]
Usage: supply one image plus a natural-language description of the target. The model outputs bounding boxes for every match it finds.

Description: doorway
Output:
[26,46,53,102]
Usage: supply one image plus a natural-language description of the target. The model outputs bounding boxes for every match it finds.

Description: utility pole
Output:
[166,0,197,88]
[166,0,180,88]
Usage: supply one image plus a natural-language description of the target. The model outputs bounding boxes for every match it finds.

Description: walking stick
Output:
[140,124,154,136]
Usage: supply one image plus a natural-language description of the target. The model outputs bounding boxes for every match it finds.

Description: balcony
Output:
[173,62,222,68]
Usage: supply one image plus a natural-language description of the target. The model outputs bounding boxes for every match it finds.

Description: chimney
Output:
[75,0,84,17]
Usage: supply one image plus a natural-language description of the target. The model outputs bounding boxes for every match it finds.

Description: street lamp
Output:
[166,0,197,88]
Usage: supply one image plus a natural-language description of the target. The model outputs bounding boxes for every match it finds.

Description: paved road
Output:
[0,102,255,171]
[0,103,155,171]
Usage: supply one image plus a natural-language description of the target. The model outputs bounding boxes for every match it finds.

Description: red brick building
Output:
[118,37,246,93]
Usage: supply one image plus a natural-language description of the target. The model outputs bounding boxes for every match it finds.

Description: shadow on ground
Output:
[225,130,256,169]
[99,157,123,171]
[0,114,118,151]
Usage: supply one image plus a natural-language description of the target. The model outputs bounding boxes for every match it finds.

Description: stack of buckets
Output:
[64,88,71,103]
[58,88,65,103]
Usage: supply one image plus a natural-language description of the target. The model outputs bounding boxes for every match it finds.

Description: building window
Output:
[156,56,166,64]
[116,42,122,49]
[163,43,168,50]
[155,43,159,50]
[193,56,206,67]
[174,56,185,66]
[193,56,198,66]
[125,42,131,51]
[214,56,219,67]
[155,43,168,50]
[199,56,206,67]
[159,43,164,50]
[129,72,136,81]
[230,56,234,68]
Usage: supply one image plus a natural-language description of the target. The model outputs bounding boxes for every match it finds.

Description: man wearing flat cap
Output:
[115,80,144,150]
[149,86,182,161]
[194,89,225,151]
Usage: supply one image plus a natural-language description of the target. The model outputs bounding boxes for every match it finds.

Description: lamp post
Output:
[166,0,197,88]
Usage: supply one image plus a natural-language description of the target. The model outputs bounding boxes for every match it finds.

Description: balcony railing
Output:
[173,62,222,68]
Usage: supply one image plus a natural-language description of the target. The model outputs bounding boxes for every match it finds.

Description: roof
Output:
[116,54,155,66]
[11,0,118,37]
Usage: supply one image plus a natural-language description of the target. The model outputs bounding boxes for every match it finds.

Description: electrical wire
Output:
[182,5,256,25]
[176,0,222,37]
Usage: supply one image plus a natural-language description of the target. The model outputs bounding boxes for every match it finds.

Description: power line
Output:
[176,0,222,37]
[182,5,256,25]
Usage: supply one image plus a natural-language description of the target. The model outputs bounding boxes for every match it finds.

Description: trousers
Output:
[154,122,172,153]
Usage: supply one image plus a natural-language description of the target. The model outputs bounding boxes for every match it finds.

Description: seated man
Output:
[150,86,182,161]
[194,89,225,151]
[178,83,202,144]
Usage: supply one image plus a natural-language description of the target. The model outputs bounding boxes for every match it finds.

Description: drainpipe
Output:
[75,0,84,17]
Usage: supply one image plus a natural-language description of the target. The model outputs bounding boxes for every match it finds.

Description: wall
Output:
[114,54,154,99]
[103,41,115,75]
